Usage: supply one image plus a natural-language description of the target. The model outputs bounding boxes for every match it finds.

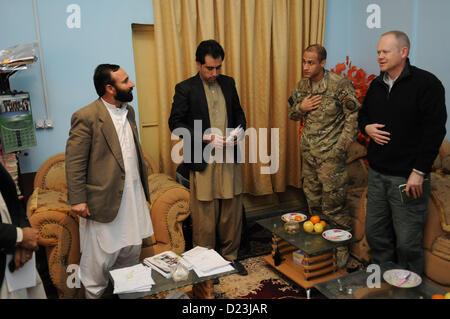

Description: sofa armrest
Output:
[27,188,82,299]
[147,173,191,254]
[27,208,82,298]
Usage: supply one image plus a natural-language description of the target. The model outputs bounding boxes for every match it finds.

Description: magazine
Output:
[143,251,180,275]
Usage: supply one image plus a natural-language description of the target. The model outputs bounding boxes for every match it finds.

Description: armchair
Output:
[26,152,190,298]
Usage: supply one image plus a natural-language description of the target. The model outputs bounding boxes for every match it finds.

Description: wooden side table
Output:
[265,235,347,299]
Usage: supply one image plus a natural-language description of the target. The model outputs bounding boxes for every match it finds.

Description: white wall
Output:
[325,0,450,138]
[0,0,153,173]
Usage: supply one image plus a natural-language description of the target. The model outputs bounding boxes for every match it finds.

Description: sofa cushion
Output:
[430,173,450,232]
[29,188,72,216]
[347,159,368,190]
[347,187,366,240]
[346,141,367,164]
[431,234,450,262]
[37,157,68,194]
[424,250,450,286]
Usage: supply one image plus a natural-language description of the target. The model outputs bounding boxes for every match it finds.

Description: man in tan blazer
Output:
[66,64,153,299]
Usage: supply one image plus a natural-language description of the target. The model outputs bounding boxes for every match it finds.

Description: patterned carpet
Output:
[214,256,326,299]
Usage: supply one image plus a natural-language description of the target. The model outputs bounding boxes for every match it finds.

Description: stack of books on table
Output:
[182,246,235,277]
[109,263,155,294]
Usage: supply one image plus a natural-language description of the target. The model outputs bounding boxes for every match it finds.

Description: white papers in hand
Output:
[110,263,154,294]
[5,253,37,292]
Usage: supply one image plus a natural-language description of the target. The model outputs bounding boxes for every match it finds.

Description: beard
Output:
[114,85,134,103]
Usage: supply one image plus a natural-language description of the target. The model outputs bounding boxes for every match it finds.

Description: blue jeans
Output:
[365,168,430,275]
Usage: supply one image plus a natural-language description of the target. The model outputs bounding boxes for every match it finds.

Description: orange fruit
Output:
[310,216,320,224]
[320,220,326,228]
[431,294,445,299]
[294,215,303,221]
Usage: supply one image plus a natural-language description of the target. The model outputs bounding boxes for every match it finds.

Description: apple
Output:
[314,223,324,233]
[445,292,450,299]
[303,221,314,233]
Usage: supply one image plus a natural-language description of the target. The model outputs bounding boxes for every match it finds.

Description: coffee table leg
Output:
[192,280,215,299]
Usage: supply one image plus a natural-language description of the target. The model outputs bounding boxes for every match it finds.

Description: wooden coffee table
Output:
[257,215,356,299]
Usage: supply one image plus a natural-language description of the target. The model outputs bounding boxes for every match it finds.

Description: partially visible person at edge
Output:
[0,163,46,298]
[168,40,248,276]
[288,44,360,234]
[358,30,447,275]
[66,64,154,298]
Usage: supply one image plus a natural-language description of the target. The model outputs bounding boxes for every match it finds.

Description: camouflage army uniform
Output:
[288,70,360,230]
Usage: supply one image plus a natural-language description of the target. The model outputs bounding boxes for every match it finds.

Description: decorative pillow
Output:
[431,235,450,262]
[42,161,68,194]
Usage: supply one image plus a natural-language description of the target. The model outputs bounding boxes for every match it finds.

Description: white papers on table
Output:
[110,263,154,294]
[182,246,234,277]
[5,253,36,292]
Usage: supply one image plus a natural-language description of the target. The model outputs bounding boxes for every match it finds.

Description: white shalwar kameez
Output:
[78,99,153,299]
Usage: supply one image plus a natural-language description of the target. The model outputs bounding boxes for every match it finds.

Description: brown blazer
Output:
[65,99,149,223]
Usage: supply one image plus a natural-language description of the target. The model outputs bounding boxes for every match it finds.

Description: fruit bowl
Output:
[302,217,328,235]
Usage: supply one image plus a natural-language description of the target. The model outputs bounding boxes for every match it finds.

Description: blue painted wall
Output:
[1,0,449,173]
[325,0,450,138]
[0,0,153,173]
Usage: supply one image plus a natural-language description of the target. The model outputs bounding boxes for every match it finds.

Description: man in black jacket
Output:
[0,162,44,298]
[169,40,247,275]
[358,31,447,275]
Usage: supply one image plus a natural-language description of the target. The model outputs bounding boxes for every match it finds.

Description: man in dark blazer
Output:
[0,162,44,298]
[66,64,153,298]
[169,40,247,275]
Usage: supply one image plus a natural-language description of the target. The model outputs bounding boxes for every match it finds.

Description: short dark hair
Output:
[195,40,225,64]
[93,64,120,97]
[305,44,327,62]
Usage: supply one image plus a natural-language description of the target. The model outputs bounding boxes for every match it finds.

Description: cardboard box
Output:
[293,250,305,266]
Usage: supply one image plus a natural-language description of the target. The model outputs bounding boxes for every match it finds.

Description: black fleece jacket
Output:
[358,59,447,178]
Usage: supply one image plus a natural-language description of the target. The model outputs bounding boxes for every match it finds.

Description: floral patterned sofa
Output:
[26,152,190,298]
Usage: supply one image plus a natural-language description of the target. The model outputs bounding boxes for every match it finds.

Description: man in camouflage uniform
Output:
[288,44,360,232]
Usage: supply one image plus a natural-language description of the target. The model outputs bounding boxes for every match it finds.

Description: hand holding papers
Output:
[225,125,244,146]
[5,252,36,292]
